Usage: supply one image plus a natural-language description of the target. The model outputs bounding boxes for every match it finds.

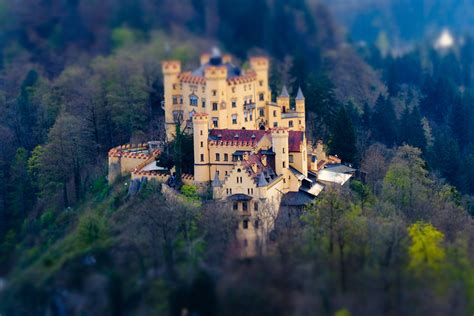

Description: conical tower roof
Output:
[296,87,305,100]
[280,85,289,98]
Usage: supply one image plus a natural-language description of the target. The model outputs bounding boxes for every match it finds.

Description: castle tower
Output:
[271,127,289,176]
[193,113,211,183]
[295,87,305,113]
[204,64,228,129]
[162,60,182,140]
[277,86,290,113]
[250,57,270,105]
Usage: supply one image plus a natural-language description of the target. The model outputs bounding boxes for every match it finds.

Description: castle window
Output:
[212,90,217,96]
[289,154,294,163]
[299,120,302,125]
[283,147,285,153]
[232,100,237,108]
[237,168,241,173]
[273,110,277,117]
[225,171,228,176]
[200,154,204,162]
[259,93,264,101]
[289,120,294,128]
[283,161,286,168]
[216,153,220,161]
[224,153,228,161]
[254,202,258,211]
[180,97,183,104]
[259,80,263,87]
[254,220,259,229]
[172,96,178,105]
[202,99,206,108]
[232,87,236,93]
[230,188,232,194]
[250,113,253,121]
[242,202,248,212]
[233,202,238,210]
[273,122,278,127]
[200,130,203,135]
[243,220,248,229]
[200,141,203,148]
[259,108,264,117]
[173,84,177,90]
[232,114,237,124]
[212,103,218,111]
[212,117,218,128]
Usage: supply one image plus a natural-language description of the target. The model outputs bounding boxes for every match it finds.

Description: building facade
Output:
[162,49,305,140]
[108,49,353,257]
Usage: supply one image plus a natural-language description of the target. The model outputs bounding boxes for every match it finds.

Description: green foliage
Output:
[408,222,446,274]
[111,27,138,49]
[180,184,200,201]
[76,213,108,249]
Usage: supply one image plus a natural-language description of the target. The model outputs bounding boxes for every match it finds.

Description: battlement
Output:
[193,112,209,122]
[162,60,181,74]
[204,65,228,80]
[250,56,269,69]
[227,70,257,85]
[270,127,289,135]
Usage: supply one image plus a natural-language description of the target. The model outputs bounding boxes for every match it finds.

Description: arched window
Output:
[189,94,198,106]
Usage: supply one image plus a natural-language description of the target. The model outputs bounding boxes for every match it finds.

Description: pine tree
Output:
[329,107,357,163]
[371,95,397,146]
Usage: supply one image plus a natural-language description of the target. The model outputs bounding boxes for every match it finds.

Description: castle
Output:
[108,49,354,256]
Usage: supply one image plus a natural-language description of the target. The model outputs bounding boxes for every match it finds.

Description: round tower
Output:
[271,127,289,176]
[193,113,211,183]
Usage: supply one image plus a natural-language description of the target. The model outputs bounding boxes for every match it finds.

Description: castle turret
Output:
[277,86,290,113]
[162,60,182,140]
[193,113,211,183]
[295,87,305,112]
[271,127,289,176]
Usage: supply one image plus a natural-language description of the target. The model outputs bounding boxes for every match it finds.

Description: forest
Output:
[0,0,474,315]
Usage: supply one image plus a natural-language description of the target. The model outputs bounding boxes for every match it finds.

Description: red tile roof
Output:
[208,129,304,152]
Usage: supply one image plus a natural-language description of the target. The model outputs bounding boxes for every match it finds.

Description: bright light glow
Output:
[435,29,454,49]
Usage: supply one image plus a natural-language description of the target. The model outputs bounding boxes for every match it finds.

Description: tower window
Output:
[173,84,177,90]
[254,220,259,229]
[200,154,204,162]
[283,161,286,168]
[259,80,263,86]
[189,95,198,106]
[273,110,277,117]
[212,90,217,96]
[200,130,203,135]
[232,114,237,124]
[259,109,264,117]
[283,147,285,153]
[289,120,293,128]
[243,220,249,229]
[224,153,228,161]
[200,141,203,148]
[212,103,218,111]
[289,154,294,163]
[259,93,264,101]
[216,153,220,161]
[232,100,237,108]
[172,96,178,105]
[202,99,206,108]
[212,117,218,128]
